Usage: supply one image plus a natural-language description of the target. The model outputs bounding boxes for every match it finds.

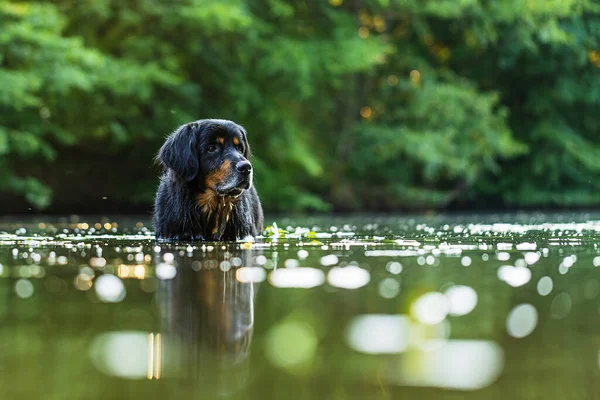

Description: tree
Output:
[1,0,599,212]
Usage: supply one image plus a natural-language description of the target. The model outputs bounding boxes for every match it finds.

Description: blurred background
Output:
[1,0,599,214]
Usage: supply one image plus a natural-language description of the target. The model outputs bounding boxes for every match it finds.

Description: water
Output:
[1,213,600,399]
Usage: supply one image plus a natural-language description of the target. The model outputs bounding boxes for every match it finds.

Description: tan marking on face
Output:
[233,137,240,146]
[217,137,224,144]
[204,160,231,189]
[197,159,239,238]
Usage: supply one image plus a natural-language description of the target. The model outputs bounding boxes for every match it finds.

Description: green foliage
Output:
[0,1,181,207]
[0,0,599,211]
[347,73,526,208]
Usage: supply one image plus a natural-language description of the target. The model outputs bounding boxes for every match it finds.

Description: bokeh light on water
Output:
[2,213,600,398]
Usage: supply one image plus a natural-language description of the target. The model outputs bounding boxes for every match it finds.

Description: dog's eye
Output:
[207,145,218,153]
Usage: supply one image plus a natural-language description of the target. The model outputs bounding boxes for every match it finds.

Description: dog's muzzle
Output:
[216,161,253,196]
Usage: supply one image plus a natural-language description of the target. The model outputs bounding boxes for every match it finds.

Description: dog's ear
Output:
[157,124,199,181]
[240,127,251,159]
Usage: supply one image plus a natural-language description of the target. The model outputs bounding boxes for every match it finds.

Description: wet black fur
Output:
[154,119,263,241]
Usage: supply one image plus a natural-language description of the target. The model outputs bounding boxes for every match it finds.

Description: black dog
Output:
[154,119,263,241]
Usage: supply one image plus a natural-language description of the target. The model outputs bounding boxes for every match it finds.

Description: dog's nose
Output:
[236,161,252,175]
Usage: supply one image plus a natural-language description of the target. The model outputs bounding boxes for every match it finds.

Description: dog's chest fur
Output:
[196,190,239,239]
[154,174,262,241]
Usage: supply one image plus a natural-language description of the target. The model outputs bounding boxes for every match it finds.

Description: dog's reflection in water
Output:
[156,250,257,396]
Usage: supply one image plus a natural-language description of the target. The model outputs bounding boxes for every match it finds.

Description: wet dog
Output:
[154,119,263,241]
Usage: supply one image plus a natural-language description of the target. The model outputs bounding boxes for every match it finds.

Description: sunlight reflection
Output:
[537,276,553,296]
[411,292,449,325]
[90,331,158,380]
[365,250,418,257]
[236,267,266,283]
[297,249,309,259]
[498,265,531,287]
[74,274,93,291]
[95,274,126,303]
[269,268,325,288]
[346,315,410,354]
[388,340,504,390]
[386,261,402,274]
[320,254,339,266]
[444,285,478,316]
[327,266,370,289]
[506,304,538,338]
[378,278,401,298]
[284,259,300,268]
[15,278,34,299]
[524,252,541,265]
[516,243,536,251]
[117,264,146,279]
[156,263,177,280]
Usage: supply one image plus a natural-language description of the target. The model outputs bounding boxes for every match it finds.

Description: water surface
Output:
[1,213,600,399]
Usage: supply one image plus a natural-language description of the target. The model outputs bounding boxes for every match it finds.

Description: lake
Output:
[1,212,599,399]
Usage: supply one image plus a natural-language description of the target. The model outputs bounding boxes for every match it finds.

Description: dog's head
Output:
[157,119,253,196]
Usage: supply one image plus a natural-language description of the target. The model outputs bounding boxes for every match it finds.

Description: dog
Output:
[154,119,263,241]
